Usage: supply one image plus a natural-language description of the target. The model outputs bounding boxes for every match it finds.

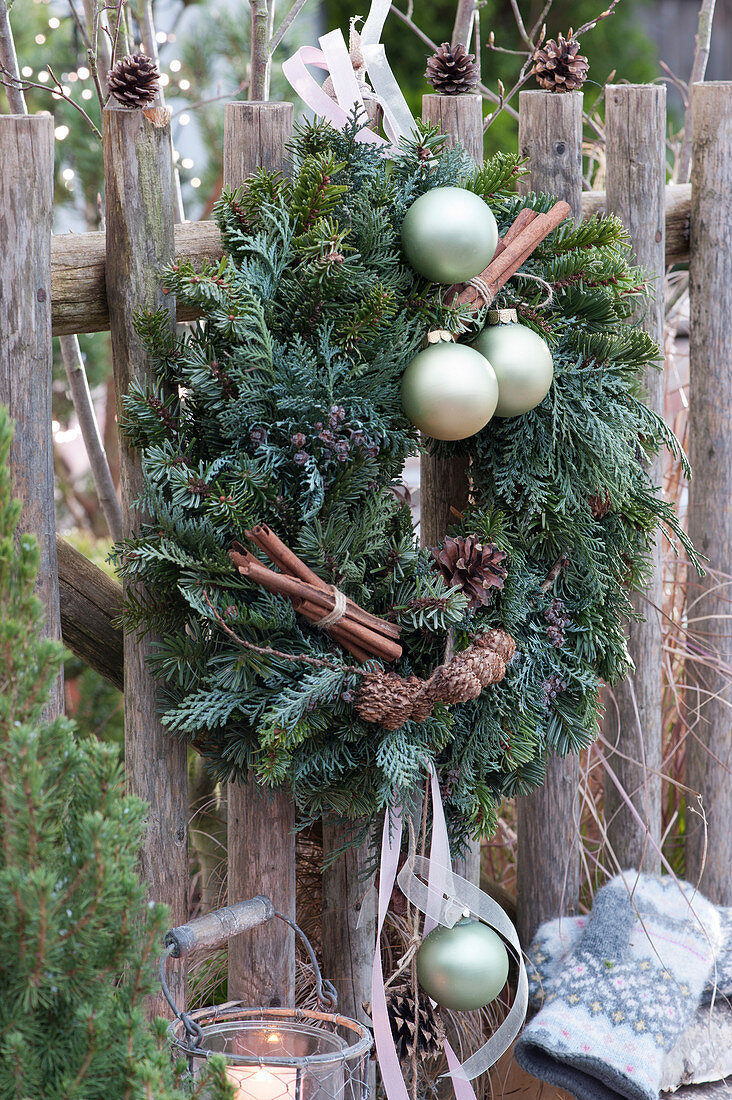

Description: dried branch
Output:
[249,0,270,100]
[0,0,26,113]
[677,0,717,183]
[270,0,311,55]
[451,0,478,48]
[171,80,248,119]
[0,65,103,139]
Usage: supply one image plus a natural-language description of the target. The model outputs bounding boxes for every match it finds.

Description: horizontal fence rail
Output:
[50,185,691,337]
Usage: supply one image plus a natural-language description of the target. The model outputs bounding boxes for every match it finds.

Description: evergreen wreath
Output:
[117,119,695,846]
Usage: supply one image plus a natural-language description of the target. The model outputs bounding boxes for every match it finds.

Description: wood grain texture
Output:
[222,102,297,1006]
[223,101,294,191]
[516,90,583,946]
[518,91,584,219]
[321,822,377,1026]
[685,81,732,905]
[420,92,483,887]
[49,190,692,338]
[422,93,484,163]
[227,783,295,1005]
[603,85,666,874]
[103,103,189,1013]
[57,535,123,690]
[0,115,63,718]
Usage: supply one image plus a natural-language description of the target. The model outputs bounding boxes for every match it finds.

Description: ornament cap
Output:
[425,328,456,346]
[487,308,518,325]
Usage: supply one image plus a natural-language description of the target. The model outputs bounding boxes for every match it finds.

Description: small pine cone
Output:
[460,646,506,687]
[425,42,478,96]
[431,655,483,704]
[387,979,446,1060]
[406,676,436,723]
[542,674,568,705]
[531,33,589,93]
[474,628,516,664]
[589,491,612,519]
[107,53,160,107]
[355,671,416,731]
[431,535,507,610]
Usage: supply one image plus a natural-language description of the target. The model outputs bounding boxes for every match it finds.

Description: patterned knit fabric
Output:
[514,873,723,1100]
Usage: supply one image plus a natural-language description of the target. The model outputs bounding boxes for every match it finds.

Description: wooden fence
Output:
[1,80,731,1022]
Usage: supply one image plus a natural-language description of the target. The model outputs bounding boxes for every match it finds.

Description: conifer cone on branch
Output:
[107,53,160,106]
[530,32,589,92]
[425,42,478,95]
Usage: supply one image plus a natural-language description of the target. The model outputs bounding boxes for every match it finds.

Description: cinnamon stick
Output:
[230,549,403,662]
[294,597,372,662]
[450,200,570,310]
[246,525,402,642]
[445,208,540,306]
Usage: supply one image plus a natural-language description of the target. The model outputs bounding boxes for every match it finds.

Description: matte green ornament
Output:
[401,187,498,284]
[472,319,553,417]
[401,342,498,441]
[416,917,509,1012]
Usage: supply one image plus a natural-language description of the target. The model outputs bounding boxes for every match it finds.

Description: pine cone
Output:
[474,628,516,664]
[431,655,483,705]
[459,645,506,687]
[425,42,478,95]
[406,675,436,723]
[355,671,415,730]
[431,535,507,610]
[589,491,612,518]
[531,33,589,93]
[107,53,160,107]
[387,979,446,1060]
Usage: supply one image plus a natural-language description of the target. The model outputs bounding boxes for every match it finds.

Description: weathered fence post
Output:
[420,92,482,889]
[686,81,732,905]
[222,101,299,1006]
[603,84,667,874]
[103,102,188,1014]
[516,90,583,944]
[0,115,63,719]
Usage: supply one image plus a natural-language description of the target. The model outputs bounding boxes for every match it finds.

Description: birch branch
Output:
[677,0,717,183]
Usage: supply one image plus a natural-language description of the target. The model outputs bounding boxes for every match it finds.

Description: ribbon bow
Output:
[372,764,528,1100]
[282,0,414,150]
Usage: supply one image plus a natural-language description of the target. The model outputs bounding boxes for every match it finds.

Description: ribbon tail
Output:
[362,43,415,148]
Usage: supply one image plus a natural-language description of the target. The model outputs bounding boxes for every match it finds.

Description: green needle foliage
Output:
[117,118,695,847]
[0,405,231,1098]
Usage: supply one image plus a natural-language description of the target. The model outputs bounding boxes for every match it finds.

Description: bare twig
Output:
[0,66,103,139]
[270,0,310,54]
[59,336,124,541]
[573,0,620,39]
[202,589,367,674]
[508,0,533,49]
[451,0,478,48]
[0,0,26,113]
[170,80,248,119]
[677,0,717,183]
[541,554,569,592]
[249,0,270,101]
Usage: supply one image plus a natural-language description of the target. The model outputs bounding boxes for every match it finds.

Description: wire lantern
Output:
[162,895,372,1100]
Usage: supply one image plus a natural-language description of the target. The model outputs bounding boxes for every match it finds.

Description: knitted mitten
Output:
[526,888,732,1010]
[515,874,721,1100]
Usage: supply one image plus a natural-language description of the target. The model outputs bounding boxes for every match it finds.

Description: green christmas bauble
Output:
[416,917,509,1012]
[472,321,553,417]
[401,187,498,284]
[401,342,498,441]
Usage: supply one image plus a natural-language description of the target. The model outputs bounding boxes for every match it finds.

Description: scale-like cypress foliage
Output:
[0,405,231,1098]
[117,119,695,846]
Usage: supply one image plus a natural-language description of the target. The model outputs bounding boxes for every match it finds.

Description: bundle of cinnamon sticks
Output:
[228,524,402,663]
[447,199,571,310]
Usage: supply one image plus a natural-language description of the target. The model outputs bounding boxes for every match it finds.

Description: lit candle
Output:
[225,1064,298,1100]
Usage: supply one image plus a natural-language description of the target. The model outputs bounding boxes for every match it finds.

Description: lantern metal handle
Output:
[160,896,338,1048]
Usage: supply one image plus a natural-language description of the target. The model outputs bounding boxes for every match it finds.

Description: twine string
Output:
[512,270,554,308]
[317,586,348,628]
[467,275,494,306]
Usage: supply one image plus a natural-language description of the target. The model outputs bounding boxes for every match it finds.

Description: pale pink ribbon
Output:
[371,763,528,1097]
[281,0,414,151]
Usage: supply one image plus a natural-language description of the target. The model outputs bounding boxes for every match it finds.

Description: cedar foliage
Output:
[0,406,231,1098]
[117,119,694,846]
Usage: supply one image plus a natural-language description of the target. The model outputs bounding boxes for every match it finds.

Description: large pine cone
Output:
[459,646,506,687]
[474,628,516,664]
[108,53,160,107]
[431,656,483,705]
[387,979,446,1061]
[431,535,507,609]
[531,34,589,92]
[355,671,415,730]
[425,42,478,95]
